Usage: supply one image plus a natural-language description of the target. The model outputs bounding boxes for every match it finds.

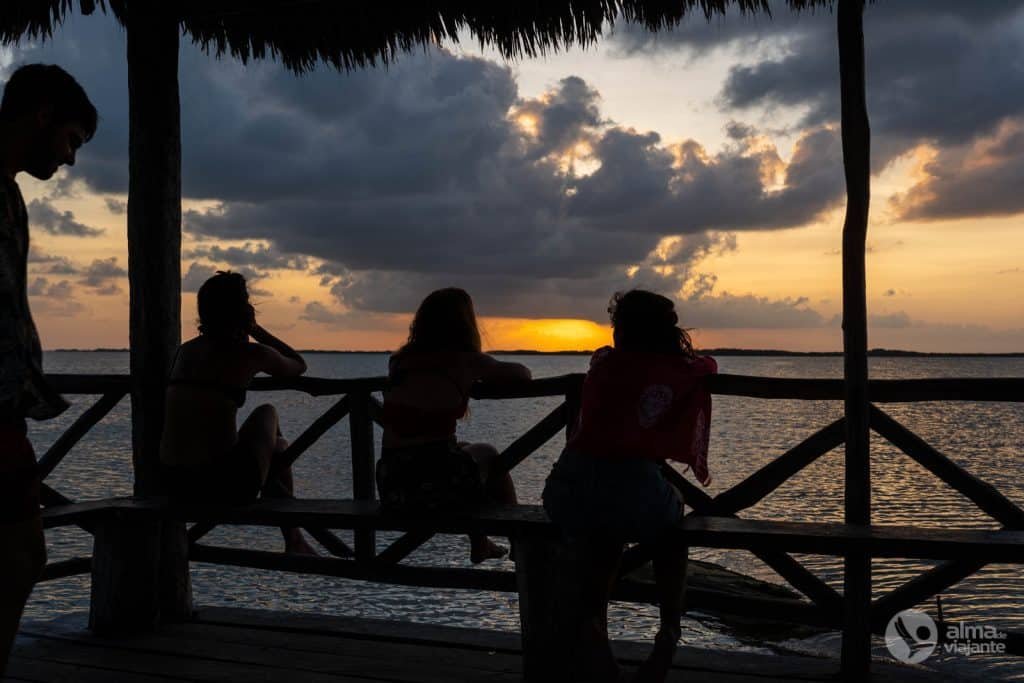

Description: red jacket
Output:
[567,346,717,485]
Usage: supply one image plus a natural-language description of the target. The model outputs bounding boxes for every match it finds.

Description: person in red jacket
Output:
[543,289,717,683]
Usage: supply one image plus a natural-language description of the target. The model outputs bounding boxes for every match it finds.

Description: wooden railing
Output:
[37,372,1024,632]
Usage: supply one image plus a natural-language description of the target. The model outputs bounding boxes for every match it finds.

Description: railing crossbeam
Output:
[38,391,127,480]
[666,463,843,611]
[498,403,567,474]
[376,530,435,565]
[710,418,846,516]
[870,405,1024,528]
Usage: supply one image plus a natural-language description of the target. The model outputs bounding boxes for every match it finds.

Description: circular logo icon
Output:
[885,609,938,664]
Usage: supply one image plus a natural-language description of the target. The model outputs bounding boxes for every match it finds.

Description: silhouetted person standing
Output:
[0,64,96,676]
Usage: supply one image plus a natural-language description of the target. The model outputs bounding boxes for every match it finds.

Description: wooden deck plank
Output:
[4,653,175,682]
[13,607,965,683]
[18,625,521,683]
[10,636,376,683]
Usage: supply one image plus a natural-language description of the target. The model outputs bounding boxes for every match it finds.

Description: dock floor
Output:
[8,606,953,682]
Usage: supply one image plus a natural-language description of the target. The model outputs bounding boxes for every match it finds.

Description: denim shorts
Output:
[542,449,683,546]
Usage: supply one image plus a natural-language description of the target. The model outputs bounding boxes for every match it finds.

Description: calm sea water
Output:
[24,352,1024,680]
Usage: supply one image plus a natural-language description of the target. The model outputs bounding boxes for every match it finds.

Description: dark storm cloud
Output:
[27,198,103,237]
[184,243,309,271]
[7,14,845,323]
[616,1,1024,219]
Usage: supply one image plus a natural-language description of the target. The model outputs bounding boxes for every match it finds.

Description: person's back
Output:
[377,288,530,563]
[542,289,716,683]
[160,335,256,468]
[159,271,313,555]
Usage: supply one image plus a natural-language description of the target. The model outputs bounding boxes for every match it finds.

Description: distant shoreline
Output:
[49,347,1024,358]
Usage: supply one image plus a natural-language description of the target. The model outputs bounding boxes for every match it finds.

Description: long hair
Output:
[197,271,253,342]
[608,289,695,358]
[397,288,482,355]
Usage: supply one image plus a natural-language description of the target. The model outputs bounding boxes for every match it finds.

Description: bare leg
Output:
[575,539,624,683]
[633,542,687,683]
[0,515,46,677]
[462,442,514,563]
[237,405,315,555]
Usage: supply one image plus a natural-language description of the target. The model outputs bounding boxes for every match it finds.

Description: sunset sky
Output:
[8,2,1024,353]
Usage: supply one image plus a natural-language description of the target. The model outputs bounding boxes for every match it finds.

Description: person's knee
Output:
[253,403,278,423]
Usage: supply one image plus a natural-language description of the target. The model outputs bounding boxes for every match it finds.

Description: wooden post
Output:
[125,5,192,622]
[349,391,376,561]
[837,0,872,678]
[514,535,574,682]
[89,511,161,634]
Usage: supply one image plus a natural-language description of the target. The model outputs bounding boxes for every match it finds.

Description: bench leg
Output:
[89,512,162,634]
[841,550,872,681]
[515,536,576,682]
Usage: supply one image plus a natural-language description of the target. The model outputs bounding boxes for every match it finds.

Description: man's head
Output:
[0,64,97,180]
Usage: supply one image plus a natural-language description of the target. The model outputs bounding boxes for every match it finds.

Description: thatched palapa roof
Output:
[2,1,840,72]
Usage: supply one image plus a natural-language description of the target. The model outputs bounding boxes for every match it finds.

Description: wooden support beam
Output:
[187,521,216,544]
[375,530,435,565]
[37,557,91,583]
[871,559,986,632]
[664,463,842,611]
[303,527,354,559]
[870,405,1024,527]
[514,536,575,682]
[90,511,162,633]
[191,543,513,592]
[37,391,126,480]
[349,392,377,561]
[710,418,846,516]
[273,396,350,473]
[497,403,566,473]
[837,1,872,677]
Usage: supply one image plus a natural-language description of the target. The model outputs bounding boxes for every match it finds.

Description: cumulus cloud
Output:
[617,1,1024,219]
[104,197,126,215]
[27,198,103,237]
[184,243,308,271]
[27,246,78,274]
[79,257,127,295]
[181,262,217,293]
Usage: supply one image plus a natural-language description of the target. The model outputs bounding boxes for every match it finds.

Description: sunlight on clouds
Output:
[515,113,539,137]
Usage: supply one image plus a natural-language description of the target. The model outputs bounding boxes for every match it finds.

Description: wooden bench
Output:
[41,496,1024,680]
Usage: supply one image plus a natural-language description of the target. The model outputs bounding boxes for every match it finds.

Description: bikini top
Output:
[166,345,248,408]
[166,376,247,408]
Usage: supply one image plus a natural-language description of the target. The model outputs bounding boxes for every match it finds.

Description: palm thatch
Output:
[1,0,840,72]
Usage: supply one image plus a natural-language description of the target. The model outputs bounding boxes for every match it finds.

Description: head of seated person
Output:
[197,270,255,345]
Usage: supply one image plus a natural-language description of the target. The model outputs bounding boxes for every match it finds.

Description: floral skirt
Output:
[376,439,484,513]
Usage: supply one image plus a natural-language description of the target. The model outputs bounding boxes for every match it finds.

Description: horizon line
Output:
[47,347,1024,357]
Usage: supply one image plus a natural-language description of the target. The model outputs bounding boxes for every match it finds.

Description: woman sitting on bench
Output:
[542,289,717,683]
[160,271,315,555]
[377,287,531,563]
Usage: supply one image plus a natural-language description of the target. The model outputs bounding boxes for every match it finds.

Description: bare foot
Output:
[470,537,508,564]
[285,530,319,556]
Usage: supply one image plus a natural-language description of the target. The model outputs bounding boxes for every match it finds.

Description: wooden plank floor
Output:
[6,606,959,682]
